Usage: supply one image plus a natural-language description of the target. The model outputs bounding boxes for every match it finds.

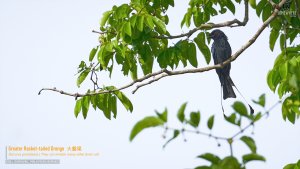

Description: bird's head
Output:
[209,29,228,41]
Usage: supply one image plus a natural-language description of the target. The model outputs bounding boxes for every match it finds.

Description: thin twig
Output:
[92,30,106,34]
[167,127,228,140]
[132,73,168,94]
[229,142,233,156]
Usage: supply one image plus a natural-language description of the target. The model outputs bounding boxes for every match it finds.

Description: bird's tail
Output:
[222,76,236,100]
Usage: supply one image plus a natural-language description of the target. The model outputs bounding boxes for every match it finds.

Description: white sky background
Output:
[0,0,299,169]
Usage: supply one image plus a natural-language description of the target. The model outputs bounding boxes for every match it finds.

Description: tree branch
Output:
[131,0,287,94]
[39,0,287,99]
[155,0,249,39]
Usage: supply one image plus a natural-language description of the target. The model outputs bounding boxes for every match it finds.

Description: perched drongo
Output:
[209,29,236,100]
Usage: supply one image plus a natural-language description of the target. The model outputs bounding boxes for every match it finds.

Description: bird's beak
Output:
[208,34,213,39]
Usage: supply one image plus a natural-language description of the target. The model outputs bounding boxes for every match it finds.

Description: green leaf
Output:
[224,113,241,126]
[145,15,154,29]
[89,47,98,62]
[104,86,133,112]
[249,0,256,8]
[163,129,180,148]
[153,17,167,33]
[98,45,113,70]
[197,153,221,164]
[81,96,90,119]
[189,111,200,128]
[124,22,132,36]
[207,115,214,130]
[262,4,272,21]
[279,62,288,80]
[137,15,144,32]
[270,29,280,51]
[194,166,211,169]
[100,11,112,27]
[111,95,117,119]
[115,4,130,19]
[283,164,296,169]
[283,160,300,169]
[185,10,192,27]
[77,69,90,87]
[114,90,133,112]
[267,70,275,92]
[155,109,168,122]
[240,136,257,153]
[177,102,187,123]
[90,95,97,110]
[187,43,198,67]
[232,101,248,117]
[194,33,211,64]
[226,0,236,14]
[130,15,138,27]
[74,99,82,118]
[256,0,267,16]
[219,156,240,168]
[252,94,266,107]
[102,94,111,120]
[242,153,266,164]
[181,14,186,28]
[253,112,262,122]
[280,34,285,51]
[130,116,164,141]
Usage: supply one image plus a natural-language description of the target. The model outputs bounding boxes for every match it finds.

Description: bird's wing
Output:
[211,43,223,65]
[212,41,228,64]
[224,40,232,60]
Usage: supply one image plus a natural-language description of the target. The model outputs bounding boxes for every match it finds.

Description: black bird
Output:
[209,29,236,100]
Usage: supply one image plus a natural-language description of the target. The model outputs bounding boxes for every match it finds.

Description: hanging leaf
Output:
[242,153,266,164]
[249,0,256,9]
[207,115,214,130]
[130,116,164,141]
[252,94,266,107]
[81,96,90,119]
[240,136,257,153]
[100,11,112,27]
[197,153,221,164]
[189,111,200,128]
[77,69,90,87]
[163,130,180,148]
[194,32,211,64]
[232,101,248,117]
[89,47,98,62]
[155,109,168,122]
[74,99,82,118]
[177,102,187,123]
[187,43,198,67]
[270,29,280,51]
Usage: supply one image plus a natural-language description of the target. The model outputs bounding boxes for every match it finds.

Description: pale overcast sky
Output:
[0,0,299,169]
